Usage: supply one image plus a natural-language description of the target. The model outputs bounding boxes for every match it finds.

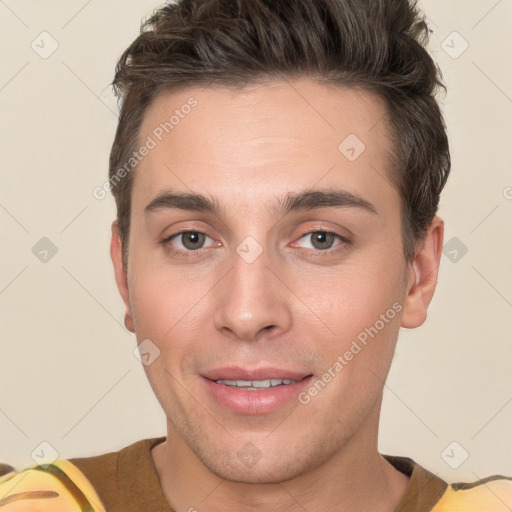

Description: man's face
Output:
[115,79,415,482]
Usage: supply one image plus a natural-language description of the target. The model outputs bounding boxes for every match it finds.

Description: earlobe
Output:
[401,216,444,329]
[110,221,135,333]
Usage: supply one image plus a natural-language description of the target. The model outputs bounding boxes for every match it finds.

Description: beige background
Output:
[0,0,511,485]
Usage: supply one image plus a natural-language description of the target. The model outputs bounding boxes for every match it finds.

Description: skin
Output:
[111,78,444,512]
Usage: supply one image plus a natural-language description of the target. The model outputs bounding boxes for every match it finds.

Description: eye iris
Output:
[311,232,335,250]
[182,232,205,250]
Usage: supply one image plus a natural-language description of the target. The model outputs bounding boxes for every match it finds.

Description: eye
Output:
[294,230,349,253]
[162,230,219,253]
[161,229,350,258]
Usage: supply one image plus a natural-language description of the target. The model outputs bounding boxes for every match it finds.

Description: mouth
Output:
[213,377,303,390]
[201,367,314,414]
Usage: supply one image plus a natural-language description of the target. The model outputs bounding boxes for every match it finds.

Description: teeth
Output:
[252,379,271,388]
[216,378,297,388]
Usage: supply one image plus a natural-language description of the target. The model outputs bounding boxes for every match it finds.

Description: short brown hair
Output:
[109,0,450,269]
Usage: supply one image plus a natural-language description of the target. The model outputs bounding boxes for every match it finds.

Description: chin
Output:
[210,461,303,485]
[197,443,319,485]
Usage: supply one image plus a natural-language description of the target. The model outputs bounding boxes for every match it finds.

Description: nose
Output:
[212,244,293,342]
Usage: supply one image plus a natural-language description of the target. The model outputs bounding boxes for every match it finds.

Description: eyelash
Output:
[160,229,350,258]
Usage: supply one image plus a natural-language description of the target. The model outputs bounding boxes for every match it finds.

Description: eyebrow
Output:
[144,188,378,218]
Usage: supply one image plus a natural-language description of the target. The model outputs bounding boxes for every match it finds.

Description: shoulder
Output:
[434,474,512,511]
[0,437,166,511]
[0,459,106,511]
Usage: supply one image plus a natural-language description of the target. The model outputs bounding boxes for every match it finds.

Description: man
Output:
[1,0,510,511]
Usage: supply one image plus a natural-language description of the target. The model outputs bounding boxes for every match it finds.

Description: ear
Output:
[110,221,135,333]
[401,216,444,329]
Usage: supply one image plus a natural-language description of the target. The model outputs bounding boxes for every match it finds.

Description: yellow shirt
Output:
[1,437,511,511]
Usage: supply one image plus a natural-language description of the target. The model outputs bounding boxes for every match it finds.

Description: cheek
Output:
[128,253,197,326]
[299,257,404,331]
[299,257,406,386]
[128,266,215,365]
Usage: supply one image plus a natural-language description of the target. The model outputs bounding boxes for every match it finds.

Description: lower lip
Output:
[202,376,314,415]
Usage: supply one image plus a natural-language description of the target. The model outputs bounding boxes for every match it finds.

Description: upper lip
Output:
[203,367,312,381]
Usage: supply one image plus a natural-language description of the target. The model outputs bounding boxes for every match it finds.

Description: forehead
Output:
[133,78,397,212]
